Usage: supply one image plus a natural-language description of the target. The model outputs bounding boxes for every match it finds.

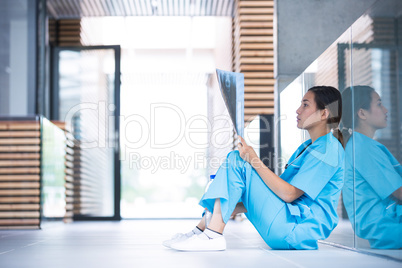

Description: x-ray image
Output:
[216,69,244,137]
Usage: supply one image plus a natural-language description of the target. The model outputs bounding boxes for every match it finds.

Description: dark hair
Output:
[340,85,375,144]
[308,86,344,147]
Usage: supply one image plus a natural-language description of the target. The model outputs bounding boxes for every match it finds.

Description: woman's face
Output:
[361,92,388,130]
[296,91,323,130]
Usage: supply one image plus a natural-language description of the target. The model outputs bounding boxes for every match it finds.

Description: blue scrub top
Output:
[342,132,402,249]
[280,132,345,249]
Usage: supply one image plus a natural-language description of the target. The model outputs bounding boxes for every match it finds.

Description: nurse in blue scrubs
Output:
[341,86,402,249]
[164,86,345,251]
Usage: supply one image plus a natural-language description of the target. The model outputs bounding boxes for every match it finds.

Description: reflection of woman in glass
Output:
[164,86,345,251]
[341,86,402,249]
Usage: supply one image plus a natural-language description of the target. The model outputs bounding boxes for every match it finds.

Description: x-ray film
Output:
[216,69,244,137]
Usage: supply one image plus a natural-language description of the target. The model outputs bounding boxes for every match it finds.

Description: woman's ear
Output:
[321,109,330,120]
[357,108,367,120]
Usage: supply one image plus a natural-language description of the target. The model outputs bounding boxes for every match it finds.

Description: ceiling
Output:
[47,0,235,19]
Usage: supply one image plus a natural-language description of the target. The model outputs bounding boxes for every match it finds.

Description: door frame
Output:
[51,45,121,221]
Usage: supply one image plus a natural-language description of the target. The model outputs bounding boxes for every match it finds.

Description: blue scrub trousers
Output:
[199,151,296,249]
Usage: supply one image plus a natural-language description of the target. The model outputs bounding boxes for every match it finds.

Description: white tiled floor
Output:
[0,220,400,268]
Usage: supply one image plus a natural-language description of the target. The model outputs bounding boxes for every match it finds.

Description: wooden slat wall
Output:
[51,121,74,223]
[49,19,81,46]
[71,142,104,216]
[233,0,275,122]
[0,121,41,229]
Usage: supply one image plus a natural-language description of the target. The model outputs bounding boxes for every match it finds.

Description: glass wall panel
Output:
[279,0,401,259]
[345,0,401,258]
[41,118,66,217]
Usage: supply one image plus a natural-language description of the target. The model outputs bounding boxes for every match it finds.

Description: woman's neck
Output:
[355,125,376,139]
[308,125,330,143]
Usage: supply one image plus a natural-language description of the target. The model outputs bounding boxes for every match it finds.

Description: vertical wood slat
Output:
[232,0,275,121]
[0,120,41,229]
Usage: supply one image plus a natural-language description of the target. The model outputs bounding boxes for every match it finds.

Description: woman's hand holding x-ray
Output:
[237,136,260,168]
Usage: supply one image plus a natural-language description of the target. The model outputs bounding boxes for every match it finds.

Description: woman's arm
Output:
[238,136,304,203]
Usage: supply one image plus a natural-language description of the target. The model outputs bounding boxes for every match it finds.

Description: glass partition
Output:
[345,0,401,258]
[41,118,66,218]
[279,0,401,259]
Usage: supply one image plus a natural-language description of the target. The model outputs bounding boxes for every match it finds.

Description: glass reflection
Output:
[342,86,402,249]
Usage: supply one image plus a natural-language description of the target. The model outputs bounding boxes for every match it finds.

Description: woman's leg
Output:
[170,152,247,251]
[203,151,294,248]
[198,151,249,225]
[172,151,292,250]
[196,202,247,232]
[206,198,226,233]
[241,164,295,249]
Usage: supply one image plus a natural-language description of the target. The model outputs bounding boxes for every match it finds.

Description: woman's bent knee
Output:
[225,151,244,168]
[227,150,241,160]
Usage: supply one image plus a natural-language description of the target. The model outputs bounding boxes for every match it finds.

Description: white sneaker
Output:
[170,233,226,251]
[163,232,194,248]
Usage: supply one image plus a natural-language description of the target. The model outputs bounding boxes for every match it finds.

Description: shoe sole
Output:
[170,241,226,251]
[163,235,194,248]
[172,247,226,252]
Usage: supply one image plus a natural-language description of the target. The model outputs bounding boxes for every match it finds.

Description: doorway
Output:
[51,46,121,220]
